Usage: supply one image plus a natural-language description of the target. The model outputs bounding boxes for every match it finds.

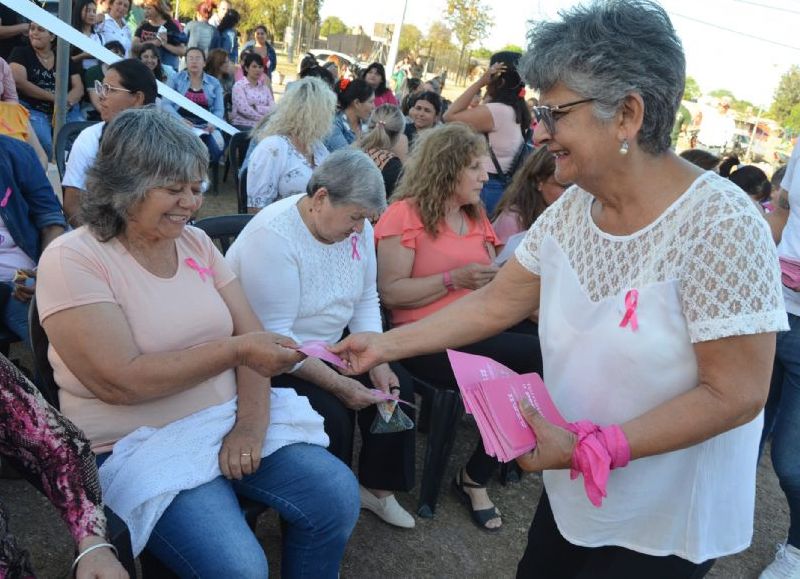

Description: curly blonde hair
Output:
[251,77,336,149]
[391,123,487,236]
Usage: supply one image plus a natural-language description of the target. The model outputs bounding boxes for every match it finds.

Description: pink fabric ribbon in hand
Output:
[619,289,639,331]
[370,389,418,409]
[566,421,630,507]
[350,235,361,261]
[184,258,214,282]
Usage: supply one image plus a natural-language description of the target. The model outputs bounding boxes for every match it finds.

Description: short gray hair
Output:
[81,107,208,241]
[519,0,685,154]
[306,149,387,213]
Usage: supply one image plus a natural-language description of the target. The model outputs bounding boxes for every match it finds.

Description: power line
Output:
[732,0,800,16]
[669,11,800,52]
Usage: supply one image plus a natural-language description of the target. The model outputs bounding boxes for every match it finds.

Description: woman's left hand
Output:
[219,420,267,480]
[479,62,505,87]
[515,398,576,472]
[75,536,128,579]
[368,363,399,394]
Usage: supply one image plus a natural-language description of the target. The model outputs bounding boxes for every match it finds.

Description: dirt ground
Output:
[1,134,790,579]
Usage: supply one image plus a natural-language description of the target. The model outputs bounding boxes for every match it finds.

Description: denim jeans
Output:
[99,442,359,578]
[0,282,30,347]
[761,312,800,547]
[23,103,84,160]
[480,175,507,217]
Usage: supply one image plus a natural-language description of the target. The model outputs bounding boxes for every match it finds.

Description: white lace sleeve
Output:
[514,189,573,275]
[680,211,788,343]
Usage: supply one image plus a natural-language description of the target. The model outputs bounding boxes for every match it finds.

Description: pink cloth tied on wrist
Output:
[566,421,630,507]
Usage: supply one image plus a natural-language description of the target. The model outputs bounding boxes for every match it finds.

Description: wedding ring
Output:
[241,452,252,457]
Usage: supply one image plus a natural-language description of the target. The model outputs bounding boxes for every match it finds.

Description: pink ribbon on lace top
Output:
[185,258,214,282]
[350,235,361,261]
[619,289,639,331]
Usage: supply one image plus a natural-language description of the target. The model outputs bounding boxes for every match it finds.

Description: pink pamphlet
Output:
[446,350,567,462]
[298,340,348,369]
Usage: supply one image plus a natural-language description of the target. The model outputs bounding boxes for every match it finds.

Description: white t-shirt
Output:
[777,142,800,315]
[515,172,787,563]
[62,122,104,191]
[0,214,35,282]
[246,135,329,209]
[225,193,382,348]
[95,17,132,56]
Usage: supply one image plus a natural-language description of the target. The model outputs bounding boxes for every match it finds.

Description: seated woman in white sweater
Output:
[226,149,417,529]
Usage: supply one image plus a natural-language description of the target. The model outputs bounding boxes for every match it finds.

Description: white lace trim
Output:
[516,172,788,341]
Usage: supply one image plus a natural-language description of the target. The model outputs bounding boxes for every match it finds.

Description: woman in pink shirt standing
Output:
[374,123,542,533]
[363,62,398,108]
[230,52,274,129]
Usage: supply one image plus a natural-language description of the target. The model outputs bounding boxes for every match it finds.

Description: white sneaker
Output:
[359,485,415,528]
[761,542,800,579]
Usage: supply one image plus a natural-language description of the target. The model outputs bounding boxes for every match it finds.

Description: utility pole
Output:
[287,0,300,63]
[54,0,73,156]
[385,0,409,74]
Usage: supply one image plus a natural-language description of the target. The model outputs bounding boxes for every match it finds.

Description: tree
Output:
[771,65,800,129]
[231,0,320,44]
[709,88,735,99]
[683,76,701,101]
[444,0,494,81]
[472,47,492,60]
[320,16,348,38]
[498,44,523,54]
[399,24,423,57]
[426,21,455,63]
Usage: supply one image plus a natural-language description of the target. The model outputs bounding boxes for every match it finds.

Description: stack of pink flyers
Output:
[447,350,569,463]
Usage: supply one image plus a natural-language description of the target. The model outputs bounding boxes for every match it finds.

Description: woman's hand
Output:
[368,363,399,394]
[334,375,380,410]
[75,536,128,579]
[12,268,35,302]
[238,332,304,377]
[329,331,386,376]
[219,419,266,480]
[515,398,576,472]
[479,62,505,87]
[451,263,499,290]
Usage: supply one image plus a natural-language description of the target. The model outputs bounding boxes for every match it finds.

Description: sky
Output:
[319,0,800,108]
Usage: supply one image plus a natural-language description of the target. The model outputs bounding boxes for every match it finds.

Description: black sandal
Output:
[452,469,502,533]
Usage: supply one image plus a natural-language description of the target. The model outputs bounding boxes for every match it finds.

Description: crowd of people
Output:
[0,0,798,578]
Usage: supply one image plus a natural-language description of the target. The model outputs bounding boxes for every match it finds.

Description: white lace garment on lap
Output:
[514,171,788,562]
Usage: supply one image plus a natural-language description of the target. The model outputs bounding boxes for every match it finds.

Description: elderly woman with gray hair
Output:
[331,1,787,576]
[226,148,417,529]
[35,107,360,578]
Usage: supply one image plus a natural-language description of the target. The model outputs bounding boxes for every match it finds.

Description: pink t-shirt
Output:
[483,102,524,175]
[374,199,498,326]
[37,226,238,453]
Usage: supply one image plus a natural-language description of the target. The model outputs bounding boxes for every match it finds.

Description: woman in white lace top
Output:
[227,149,418,529]
[331,1,788,576]
[245,77,333,212]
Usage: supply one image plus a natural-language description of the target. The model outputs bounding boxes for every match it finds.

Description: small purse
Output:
[370,400,414,434]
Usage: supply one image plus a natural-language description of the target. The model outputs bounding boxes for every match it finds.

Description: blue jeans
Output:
[480,175,507,217]
[100,443,359,578]
[23,103,84,160]
[1,282,30,347]
[761,312,800,547]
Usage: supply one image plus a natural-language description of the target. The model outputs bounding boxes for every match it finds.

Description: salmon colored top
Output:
[374,199,498,326]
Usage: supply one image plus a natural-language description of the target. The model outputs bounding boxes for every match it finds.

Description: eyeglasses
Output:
[532,98,596,136]
[94,80,133,98]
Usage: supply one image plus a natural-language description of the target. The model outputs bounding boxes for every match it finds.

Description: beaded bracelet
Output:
[71,542,118,576]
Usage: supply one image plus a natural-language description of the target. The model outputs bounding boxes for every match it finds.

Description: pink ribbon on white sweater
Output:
[350,235,361,261]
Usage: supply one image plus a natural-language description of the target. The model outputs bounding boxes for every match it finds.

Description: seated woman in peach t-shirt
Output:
[374,123,542,533]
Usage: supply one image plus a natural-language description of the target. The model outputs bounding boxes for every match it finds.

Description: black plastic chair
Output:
[238,166,249,214]
[223,130,251,192]
[193,214,253,254]
[54,121,98,181]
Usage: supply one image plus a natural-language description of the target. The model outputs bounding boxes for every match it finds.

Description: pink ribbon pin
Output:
[185,257,214,282]
[350,235,361,261]
[619,289,639,331]
[0,187,11,208]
